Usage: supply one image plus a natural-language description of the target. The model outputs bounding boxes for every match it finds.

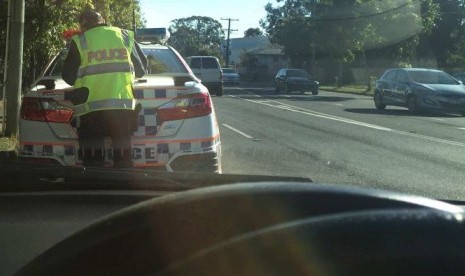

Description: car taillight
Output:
[157,92,212,122]
[21,97,73,123]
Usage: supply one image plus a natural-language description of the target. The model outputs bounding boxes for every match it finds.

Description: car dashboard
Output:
[2,163,465,275]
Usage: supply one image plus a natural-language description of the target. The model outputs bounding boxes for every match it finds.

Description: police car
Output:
[18,28,221,173]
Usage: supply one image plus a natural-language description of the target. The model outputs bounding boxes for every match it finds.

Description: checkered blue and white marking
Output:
[19,86,220,169]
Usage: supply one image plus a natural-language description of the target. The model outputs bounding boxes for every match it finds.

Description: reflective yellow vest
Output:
[71,26,136,116]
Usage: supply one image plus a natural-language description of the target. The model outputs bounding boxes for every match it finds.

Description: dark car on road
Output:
[275,69,319,95]
[374,68,465,115]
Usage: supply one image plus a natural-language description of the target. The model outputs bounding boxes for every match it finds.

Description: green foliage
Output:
[239,50,259,67]
[0,0,143,90]
[261,0,440,66]
[0,1,7,91]
[168,16,225,58]
[94,0,145,30]
[433,0,465,68]
[244,28,264,37]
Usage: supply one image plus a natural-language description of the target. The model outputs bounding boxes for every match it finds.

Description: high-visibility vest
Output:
[71,26,136,116]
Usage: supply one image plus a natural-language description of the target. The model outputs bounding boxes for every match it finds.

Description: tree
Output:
[168,16,225,58]
[244,28,263,37]
[239,50,258,67]
[260,0,313,67]
[93,0,144,30]
[429,0,465,69]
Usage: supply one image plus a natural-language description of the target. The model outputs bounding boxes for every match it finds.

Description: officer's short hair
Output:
[79,11,105,30]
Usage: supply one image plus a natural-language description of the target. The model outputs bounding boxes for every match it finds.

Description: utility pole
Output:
[3,0,25,137]
[197,17,201,54]
[221,18,238,67]
[132,0,137,35]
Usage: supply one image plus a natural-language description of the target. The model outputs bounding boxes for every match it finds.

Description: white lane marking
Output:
[237,92,465,148]
[256,100,273,104]
[222,124,254,139]
[333,103,344,106]
[459,127,465,130]
[245,98,393,131]
[431,118,444,121]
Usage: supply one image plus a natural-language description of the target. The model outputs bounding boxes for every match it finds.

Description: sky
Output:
[139,0,277,38]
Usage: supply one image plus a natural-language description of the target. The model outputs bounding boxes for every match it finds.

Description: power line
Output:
[221,18,238,67]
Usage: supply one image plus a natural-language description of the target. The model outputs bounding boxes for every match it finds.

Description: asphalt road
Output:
[213,84,465,200]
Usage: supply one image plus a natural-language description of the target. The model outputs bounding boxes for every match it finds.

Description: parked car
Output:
[275,68,319,95]
[18,29,222,173]
[453,72,465,83]
[186,56,223,96]
[374,68,465,115]
[222,68,240,85]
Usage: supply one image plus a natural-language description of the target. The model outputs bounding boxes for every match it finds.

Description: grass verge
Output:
[320,85,374,96]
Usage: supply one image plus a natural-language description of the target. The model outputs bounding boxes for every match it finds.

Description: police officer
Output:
[62,11,147,168]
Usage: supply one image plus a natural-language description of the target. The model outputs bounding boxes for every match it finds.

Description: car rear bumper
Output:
[18,137,222,173]
[224,78,239,84]
[288,82,318,91]
[168,149,221,173]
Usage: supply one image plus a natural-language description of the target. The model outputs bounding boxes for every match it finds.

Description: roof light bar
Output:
[136,28,170,44]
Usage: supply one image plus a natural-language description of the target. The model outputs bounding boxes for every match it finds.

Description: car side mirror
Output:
[36,79,56,90]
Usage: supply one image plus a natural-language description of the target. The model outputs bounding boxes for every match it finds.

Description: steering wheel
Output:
[17,182,465,275]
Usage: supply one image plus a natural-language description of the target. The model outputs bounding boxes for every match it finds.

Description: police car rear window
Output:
[142,48,188,74]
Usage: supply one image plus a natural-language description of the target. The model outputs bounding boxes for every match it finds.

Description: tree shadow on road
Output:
[344,108,460,118]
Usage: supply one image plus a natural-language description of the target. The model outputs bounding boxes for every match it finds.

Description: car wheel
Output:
[407,96,418,114]
[275,85,280,93]
[312,89,319,95]
[300,90,306,95]
[374,91,386,110]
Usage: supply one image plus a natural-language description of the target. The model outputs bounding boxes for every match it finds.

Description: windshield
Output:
[222,69,236,74]
[408,70,459,85]
[3,0,465,202]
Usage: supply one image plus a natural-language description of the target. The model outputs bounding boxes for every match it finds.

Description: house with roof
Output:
[222,36,289,79]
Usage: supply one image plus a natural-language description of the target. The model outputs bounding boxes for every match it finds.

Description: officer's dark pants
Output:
[78,110,133,168]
